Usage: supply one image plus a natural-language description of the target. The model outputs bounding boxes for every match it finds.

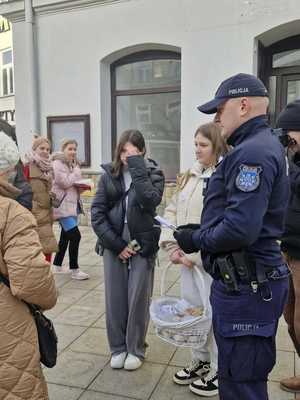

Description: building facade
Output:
[0,0,300,179]
[0,14,15,126]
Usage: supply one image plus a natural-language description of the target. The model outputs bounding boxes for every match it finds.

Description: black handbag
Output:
[0,272,58,368]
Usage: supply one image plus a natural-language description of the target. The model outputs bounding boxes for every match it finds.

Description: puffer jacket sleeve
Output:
[53,160,81,189]
[3,201,57,310]
[91,174,127,255]
[127,155,165,209]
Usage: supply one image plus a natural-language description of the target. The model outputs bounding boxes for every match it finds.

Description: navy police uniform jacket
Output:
[192,115,289,269]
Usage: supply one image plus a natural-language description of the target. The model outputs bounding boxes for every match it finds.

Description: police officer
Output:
[276,99,300,393]
[173,73,290,400]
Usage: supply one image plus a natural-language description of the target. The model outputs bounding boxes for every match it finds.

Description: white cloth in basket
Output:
[150,263,212,347]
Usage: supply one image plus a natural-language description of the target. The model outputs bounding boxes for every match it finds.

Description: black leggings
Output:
[53,226,81,269]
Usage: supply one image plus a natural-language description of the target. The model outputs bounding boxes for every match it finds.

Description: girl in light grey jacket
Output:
[160,122,227,398]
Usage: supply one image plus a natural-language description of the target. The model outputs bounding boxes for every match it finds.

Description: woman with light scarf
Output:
[24,136,58,262]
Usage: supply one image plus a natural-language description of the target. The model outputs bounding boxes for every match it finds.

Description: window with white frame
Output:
[1,49,14,96]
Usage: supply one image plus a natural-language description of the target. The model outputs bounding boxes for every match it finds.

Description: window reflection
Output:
[287,80,300,104]
[273,49,300,68]
[116,59,181,90]
[117,92,181,180]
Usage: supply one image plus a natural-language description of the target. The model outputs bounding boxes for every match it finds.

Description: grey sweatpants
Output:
[103,224,155,359]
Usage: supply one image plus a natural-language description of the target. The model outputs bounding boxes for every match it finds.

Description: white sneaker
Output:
[71,269,89,280]
[173,360,210,385]
[110,352,127,369]
[124,354,142,370]
[189,369,218,397]
[52,265,70,274]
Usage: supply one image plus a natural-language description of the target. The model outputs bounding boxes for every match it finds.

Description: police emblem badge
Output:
[235,164,262,192]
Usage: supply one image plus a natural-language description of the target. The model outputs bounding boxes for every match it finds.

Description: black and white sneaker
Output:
[173,360,210,385]
[189,371,218,397]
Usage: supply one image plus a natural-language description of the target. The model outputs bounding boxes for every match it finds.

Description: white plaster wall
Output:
[12,0,300,171]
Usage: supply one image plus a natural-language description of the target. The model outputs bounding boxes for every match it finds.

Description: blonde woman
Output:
[160,122,227,397]
[52,139,89,280]
[24,136,58,262]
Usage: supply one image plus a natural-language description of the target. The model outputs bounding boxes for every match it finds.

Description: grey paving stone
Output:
[54,323,88,352]
[150,365,218,400]
[169,347,191,367]
[53,274,72,288]
[45,302,72,319]
[76,290,106,309]
[276,323,295,352]
[146,335,176,364]
[93,313,106,329]
[79,391,130,400]
[295,353,300,375]
[79,255,101,267]
[270,350,295,382]
[89,362,165,399]
[57,288,90,305]
[48,383,83,400]
[55,305,104,327]
[44,350,108,389]
[69,327,110,356]
[268,381,295,399]
[95,281,106,292]
[63,278,102,291]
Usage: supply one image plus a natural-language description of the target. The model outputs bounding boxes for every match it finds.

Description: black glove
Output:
[173,224,200,254]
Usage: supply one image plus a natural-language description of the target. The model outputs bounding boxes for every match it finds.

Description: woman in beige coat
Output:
[0,132,57,400]
[160,122,227,398]
[24,136,58,262]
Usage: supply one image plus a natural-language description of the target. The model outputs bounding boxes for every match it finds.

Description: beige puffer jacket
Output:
[26,162,58,254]
[0,179,57,400]
[160,162,214,265]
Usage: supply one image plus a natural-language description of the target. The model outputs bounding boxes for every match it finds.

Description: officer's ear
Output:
[240,97,250,116]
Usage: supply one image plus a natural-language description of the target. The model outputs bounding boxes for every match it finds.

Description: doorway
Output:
[258,35,300,126]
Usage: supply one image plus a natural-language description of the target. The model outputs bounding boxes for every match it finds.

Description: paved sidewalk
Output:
[45,226,299,400]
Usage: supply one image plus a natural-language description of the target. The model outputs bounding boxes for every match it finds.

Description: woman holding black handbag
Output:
[91,129,164,371]
[0,132,57,400]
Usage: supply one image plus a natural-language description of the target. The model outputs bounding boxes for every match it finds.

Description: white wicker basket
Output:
[150,262,211,348]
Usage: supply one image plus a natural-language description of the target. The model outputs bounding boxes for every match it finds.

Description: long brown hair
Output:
[194,122,227,164]
[112,129,146,176]
[176,122,227,192]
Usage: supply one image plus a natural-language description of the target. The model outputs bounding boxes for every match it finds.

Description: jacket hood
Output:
[0,177,21,199]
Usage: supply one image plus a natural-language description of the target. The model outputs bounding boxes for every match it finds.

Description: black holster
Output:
[214,251,255,292]
[214,254,240,292]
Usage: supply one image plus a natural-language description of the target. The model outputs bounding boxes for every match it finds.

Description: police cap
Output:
[198,73,269,114]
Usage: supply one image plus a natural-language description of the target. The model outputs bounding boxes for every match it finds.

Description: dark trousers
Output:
[283,256,300,356]
[53,226,81,269]
[211,276,289,400]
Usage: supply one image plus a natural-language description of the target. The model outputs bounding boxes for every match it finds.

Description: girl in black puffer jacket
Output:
[91,129,164,371]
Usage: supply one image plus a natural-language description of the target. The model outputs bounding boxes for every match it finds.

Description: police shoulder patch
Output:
[235,164,262,192]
